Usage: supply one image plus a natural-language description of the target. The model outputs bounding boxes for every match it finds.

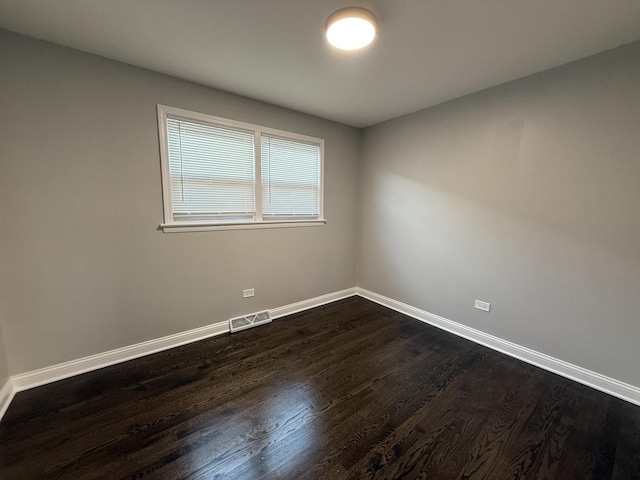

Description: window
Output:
[157,105,325,232]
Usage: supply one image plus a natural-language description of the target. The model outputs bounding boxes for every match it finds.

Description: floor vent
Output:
[229,310,272,333]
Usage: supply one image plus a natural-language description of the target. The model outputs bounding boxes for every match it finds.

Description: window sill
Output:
[160,219,327,233]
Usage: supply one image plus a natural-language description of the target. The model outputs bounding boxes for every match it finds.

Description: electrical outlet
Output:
[474,300,491,312]
[243,288,255,298]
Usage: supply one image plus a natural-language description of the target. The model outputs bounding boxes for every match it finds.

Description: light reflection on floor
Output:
[248,382,319,478]
[183,381,320,478]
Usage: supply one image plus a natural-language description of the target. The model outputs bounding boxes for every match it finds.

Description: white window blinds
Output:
[261,135,321,217]
[166,117,255,221]
[158,105,324,230]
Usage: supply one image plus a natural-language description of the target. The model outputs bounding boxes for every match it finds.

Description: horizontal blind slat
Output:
[261,135,321,217]
[167,117,255,217]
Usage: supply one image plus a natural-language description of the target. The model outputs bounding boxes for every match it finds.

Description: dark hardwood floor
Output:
[1,297,638,479]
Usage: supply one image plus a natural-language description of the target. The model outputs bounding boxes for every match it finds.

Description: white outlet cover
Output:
[243,288,255,298]
[475,300,491,312]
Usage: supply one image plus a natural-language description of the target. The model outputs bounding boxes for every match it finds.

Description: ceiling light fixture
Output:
[325,7,377,51]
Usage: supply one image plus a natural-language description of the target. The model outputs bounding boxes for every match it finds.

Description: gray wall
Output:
[0,30,360,374]
[0,320,8,387]
[359,41,640,387]
[1,27,638,391]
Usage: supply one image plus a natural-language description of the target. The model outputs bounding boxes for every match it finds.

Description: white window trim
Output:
[157,104,326,233]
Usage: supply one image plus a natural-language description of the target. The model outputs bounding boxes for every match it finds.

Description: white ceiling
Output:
[1,0,640,127]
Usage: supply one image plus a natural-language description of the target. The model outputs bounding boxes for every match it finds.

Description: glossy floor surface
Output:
[1,297,639,479]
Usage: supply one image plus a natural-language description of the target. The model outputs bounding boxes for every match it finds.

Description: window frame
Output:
[157,104,326,233]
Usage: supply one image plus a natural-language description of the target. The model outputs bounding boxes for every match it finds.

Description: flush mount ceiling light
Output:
[325,7,378,51]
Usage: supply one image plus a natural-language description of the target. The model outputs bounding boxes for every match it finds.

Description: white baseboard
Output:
[0,378,15,422]
[4,284,637,422]
[356,288,640,406]
[11,320,230,393]
[9,287,358,396]
[269,287,357,319]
